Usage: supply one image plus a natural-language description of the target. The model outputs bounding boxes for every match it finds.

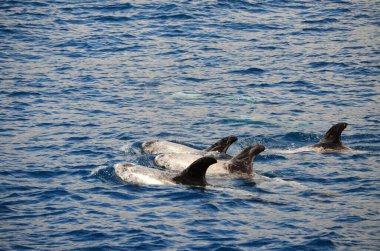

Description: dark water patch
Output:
[83,3,133,12]
[161,29,187,38]
[66,136,91,142]
[117,133,133,141]
[302,238,337,250]
[3,1,49,7]
[243,196,288,206]
[35,122,76,128]
[334,215,367,223]
[0,27,16,34]
[66,229,108,241]
[18,170,66,179]
[9,245,35,250]
[15,145,61,152]
[154,14,194,20]
[301,27,349,33]
[256,46,277,50]
[229,67,265,75]
[343,185,373,194]
[7,91,41,97]
[68,149,104,157]
[222,22,281,31]
[354,14,370,19]
[99,45,142,53]
[93,16,130,23]
[0,204,15,214]
[182,77,209,82]
[309,61,349,68]
[1,208,67,221]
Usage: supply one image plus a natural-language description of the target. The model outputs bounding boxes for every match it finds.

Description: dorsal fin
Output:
[226,144,265,174]
[172,157,217,186]
[205,136,238,153]
[319,123,347,144]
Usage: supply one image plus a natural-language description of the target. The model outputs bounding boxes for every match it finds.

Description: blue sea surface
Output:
[1,0,379,250]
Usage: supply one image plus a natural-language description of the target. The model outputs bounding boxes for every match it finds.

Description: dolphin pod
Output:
[155,144,265,175]
[115,123,351,187]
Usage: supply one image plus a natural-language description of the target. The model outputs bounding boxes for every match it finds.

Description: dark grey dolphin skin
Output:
[205,135,238,153]
[225,144,265,175]
[312,123,349,150]
[172,156,217,186]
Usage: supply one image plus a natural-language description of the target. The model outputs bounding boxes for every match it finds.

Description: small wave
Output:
[303,18,339,24]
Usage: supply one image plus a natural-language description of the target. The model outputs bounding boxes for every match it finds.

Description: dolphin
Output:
[115,156,217,186]
[155,144,265,176]
[298,122,351,154]
[142,136,238,155]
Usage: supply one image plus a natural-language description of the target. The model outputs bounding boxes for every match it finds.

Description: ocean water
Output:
[1,0,379,250]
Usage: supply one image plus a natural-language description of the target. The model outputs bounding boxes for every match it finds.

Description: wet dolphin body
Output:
[310,122,350,152]
[155,144,265,176]
[115,156,217,186]
[142,136,238,155]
